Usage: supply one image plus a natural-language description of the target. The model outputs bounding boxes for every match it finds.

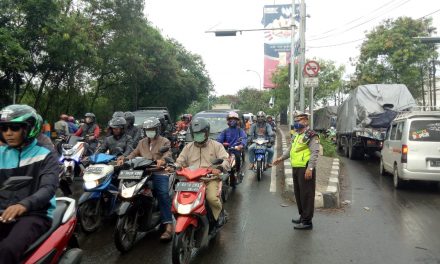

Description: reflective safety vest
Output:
[290,133,311,168]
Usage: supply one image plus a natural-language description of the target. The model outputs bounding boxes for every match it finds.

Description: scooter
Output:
[1,176,82,264]
[58,135,88,196]
[171,159,227,264]
[252,138,269,181]
[171,130,188,160]
[113,148,175,253]
[77,153,118,233]
[222,141,244,190]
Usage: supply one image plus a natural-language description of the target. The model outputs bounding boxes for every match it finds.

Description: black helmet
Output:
[124,111,135,126]
[112,111,125,118]
[109,117,126,129]
[0,104,40,143]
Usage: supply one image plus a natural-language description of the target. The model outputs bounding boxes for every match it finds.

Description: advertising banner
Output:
[262,4,300,88]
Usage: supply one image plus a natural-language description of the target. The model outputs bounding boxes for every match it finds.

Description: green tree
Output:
[354,17,437,99]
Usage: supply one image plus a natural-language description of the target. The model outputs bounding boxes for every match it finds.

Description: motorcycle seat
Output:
[23,199,69,256]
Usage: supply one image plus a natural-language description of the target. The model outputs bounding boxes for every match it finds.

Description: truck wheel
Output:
[348,138,363,160]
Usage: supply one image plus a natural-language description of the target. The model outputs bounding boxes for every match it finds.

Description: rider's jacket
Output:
[97,134,133,156]
[217,127,247,149]
[125,125,142,149]
[0,139,59,219]
[75,123,100,140]
[249,122,274,143]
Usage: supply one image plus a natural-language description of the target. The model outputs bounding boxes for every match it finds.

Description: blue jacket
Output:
[217,127,247,148]
[0,139,59,219]
[68,121,78,134]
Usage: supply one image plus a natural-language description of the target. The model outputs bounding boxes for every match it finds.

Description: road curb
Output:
[278,127,325,208]
[279,127,340,208]
[322,158,341,208]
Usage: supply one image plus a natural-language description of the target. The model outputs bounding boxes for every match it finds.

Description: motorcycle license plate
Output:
[175,182,201,192]
[118,170,143,180]
[430,160,440,167]
[85,167,103,174]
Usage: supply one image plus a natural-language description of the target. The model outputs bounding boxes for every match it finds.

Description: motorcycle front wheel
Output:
[79,199,102,233]
[114,213,137,253]
[172,226,193,264]
[256,160,263,181]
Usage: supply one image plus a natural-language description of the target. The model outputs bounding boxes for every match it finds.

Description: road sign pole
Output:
[309,85,314,129]
[299,0,306,112]
[289,0,296,127]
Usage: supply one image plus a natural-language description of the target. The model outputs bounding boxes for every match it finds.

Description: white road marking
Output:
[270,138,277,193]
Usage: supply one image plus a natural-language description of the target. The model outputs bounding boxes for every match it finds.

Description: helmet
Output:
[182,114,192,121]
[190,118,210,134]
[112,111,125,118]
[0,104,40,143]
[124,111,135,126]
[68,116,75,122]
[293,111,310,120]
[142,117,161,130]
[256,111,266,122]
[84,113,95,122]
[60,114,68,121]
[227,111,239,120]
[142,117,161,138]
[109,117,126,129]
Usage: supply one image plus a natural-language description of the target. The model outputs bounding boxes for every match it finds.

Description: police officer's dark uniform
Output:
[275,112,319,230]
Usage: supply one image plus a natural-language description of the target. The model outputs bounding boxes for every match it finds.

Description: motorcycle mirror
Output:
[159,146,170,153]
[0,176,33,191]
[211,158,224,166]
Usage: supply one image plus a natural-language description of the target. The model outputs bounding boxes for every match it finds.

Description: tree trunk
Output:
[34,69,51,110]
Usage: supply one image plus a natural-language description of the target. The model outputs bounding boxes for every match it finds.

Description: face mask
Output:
[228,120,237,127]
[145,130,156,138]
[193,132,206,143]
[293,122,305,130]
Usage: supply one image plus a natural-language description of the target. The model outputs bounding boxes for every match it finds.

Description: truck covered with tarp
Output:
[336,84,416,159]
[313,106,338,132]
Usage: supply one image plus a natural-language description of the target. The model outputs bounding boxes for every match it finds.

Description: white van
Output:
[380,111,440,188]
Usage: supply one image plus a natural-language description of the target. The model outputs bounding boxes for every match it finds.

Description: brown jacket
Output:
[127,136,172,173]
[175,139,230,172]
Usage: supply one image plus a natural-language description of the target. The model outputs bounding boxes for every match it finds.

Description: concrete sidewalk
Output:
[277,125,341,208]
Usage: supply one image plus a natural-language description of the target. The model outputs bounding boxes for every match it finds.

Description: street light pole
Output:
[246,69,262,90]
[289,0,296,126]
[299,0,306,112]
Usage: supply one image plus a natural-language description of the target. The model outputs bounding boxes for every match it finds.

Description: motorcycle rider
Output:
[117,117,174,241]
[97,117,133,156]
[54,114,70,137]
[217,111,247,186]
[36,114,56,153]
[175,118,230,227]
[74,113,100,154]
[248,111,275,169]
[67,116,78,134]
[124,111,142,148]
[267,115,277,131]
[175,114,191,132]
[0,105,59,264]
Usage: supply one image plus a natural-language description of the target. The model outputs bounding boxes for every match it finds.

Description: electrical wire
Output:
[308,0,401,38]
[308,0,412,41]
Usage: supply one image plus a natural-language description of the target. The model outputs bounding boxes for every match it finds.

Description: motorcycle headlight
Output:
[173,191,203,215]
[84,180,99,189]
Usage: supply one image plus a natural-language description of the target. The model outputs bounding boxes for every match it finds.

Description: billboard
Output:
[262,4,300,88]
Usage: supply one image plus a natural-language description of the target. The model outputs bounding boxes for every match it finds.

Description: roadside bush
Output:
[320,135,337,157]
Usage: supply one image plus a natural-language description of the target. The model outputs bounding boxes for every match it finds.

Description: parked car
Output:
[380,109,440,188]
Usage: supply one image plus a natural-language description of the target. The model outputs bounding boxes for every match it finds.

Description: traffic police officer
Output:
[273,112,319,230]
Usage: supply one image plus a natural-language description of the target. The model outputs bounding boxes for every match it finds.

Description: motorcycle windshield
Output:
[177,167,210,180]
[90,153,116,164]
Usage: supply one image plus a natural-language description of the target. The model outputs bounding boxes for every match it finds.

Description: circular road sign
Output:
[304,61,320,77]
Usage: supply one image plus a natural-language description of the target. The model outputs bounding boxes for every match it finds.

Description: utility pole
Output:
[299,0,306,111]
[289,0,296,126]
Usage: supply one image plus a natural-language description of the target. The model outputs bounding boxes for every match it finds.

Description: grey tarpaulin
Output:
[337,84,416,134]
[313,106,338,131]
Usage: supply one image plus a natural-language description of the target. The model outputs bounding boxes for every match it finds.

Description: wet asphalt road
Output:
[74,153,440,264]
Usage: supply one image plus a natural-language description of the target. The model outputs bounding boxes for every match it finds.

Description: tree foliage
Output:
[354,17,437,99]
[0,0,212,123]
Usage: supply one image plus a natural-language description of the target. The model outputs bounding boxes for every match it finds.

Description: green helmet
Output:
[0,104,40,143]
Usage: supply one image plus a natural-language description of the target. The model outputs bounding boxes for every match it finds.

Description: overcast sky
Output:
[145,0,440,96]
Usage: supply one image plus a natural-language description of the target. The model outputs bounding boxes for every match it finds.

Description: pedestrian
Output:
[273,112,319,230]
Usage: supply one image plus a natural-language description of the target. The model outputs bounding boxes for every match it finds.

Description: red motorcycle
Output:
[1,176,82,264]
[171,163,226,264]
